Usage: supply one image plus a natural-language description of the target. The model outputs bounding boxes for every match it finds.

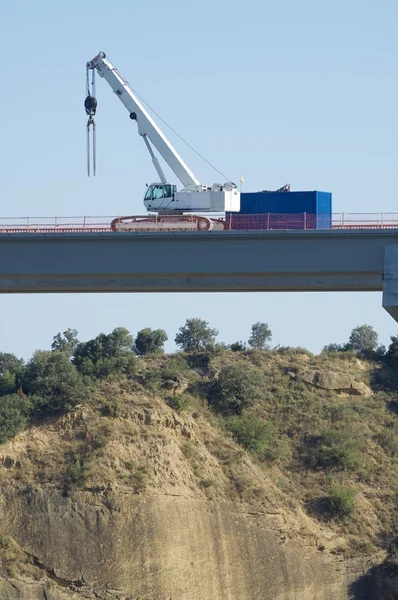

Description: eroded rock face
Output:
[294,369,372,396]
[0,489,347,600]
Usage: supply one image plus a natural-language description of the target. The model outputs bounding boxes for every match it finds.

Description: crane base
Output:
[110,215,225,232]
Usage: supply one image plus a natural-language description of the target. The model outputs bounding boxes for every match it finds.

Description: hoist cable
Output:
[91,68,96,101]
[85,67,97,177]
[92,120,96,176]
[86,123,91,177]
[130,86,235,184]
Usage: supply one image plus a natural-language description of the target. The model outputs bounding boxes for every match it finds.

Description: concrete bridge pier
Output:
[383,244,398,322]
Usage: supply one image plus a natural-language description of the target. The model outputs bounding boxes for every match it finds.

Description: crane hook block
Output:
[85,95,97,116]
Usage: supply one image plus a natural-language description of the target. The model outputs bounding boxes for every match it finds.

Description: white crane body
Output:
[86,52,240,230]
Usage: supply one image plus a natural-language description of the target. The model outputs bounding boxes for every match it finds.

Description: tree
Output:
[175,318,218,352]
[387,335,398,360]
[248,322,272,350]
[348,325,378,354]
[134,328,168,356]
[208,363,266,415]
[0,394,31,444]
[51,329,79,357]
[0,353,25,396]
[23,351,85,415]
[73,327,136,378]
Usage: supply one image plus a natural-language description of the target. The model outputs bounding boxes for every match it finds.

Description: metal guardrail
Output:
[0,213,398,233]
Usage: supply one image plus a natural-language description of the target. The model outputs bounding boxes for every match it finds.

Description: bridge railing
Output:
[1,213,398,232]
[0,216,113,233]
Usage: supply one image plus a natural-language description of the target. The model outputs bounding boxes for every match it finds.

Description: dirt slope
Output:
[0,351,396,599]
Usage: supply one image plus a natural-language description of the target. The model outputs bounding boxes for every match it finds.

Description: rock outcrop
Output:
[291,368,372,396]
[0,488,348,600]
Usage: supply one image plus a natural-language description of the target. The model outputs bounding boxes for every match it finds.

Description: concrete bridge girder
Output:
[382,244,398,322]
[0,230,397,324]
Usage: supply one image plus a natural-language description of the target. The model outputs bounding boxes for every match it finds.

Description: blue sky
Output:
[1,0,397,359]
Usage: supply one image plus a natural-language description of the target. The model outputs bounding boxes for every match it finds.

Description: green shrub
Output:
[389,539,398,560]
[228,415,276,452]
[275,346,312,356]
[138,368,163,393]
[65,455,88,487]
[101,399,122,418]
[129,466,148,492]
[168,394,191,411]
[376,428,398,457]
[162,356,190,380]
[230,342,247,352]
[208,363,266,415]
[305,427,363,471]
[327,483,356,520]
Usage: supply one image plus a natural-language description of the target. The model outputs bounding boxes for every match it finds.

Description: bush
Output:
[134,328,168,356]
[161,356,190,380]
[137,368,163,393]
[389,539,398,560]
[230,341,247,352]
[322,343,350,354]
[65,454,88,487]
[305,427,363,471]
[228,415,276,452]
[208,363,266,415]
[376,428,398,457]
[167,394,191,411]
[101,399,122,418]
[23,351,85,416]
[327,483,356,520]
[0,395,31,444]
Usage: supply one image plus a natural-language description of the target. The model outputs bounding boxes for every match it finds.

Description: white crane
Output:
[85,51,240,231]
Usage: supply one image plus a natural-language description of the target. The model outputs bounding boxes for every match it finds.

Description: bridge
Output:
[1,228,398,323]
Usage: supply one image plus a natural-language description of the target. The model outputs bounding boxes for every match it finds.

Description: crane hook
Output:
[85,67,97,176]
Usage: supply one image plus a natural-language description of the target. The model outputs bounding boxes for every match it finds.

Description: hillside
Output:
[0,346,397,599]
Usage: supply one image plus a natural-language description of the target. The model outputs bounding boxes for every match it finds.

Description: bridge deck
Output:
[1,228,397,294]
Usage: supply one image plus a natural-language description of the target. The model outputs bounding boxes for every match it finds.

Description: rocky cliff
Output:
[0,352,396,599]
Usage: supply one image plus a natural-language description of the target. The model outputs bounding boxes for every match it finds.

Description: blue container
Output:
[228,190,332,230]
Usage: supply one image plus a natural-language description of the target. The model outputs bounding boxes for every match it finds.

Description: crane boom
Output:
[85,51,240,230]
[86,52,199,188]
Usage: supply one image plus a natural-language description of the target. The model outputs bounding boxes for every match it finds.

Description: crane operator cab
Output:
[144,183,177,211]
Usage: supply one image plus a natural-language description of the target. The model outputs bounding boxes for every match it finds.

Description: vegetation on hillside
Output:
[0,319,397,562]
